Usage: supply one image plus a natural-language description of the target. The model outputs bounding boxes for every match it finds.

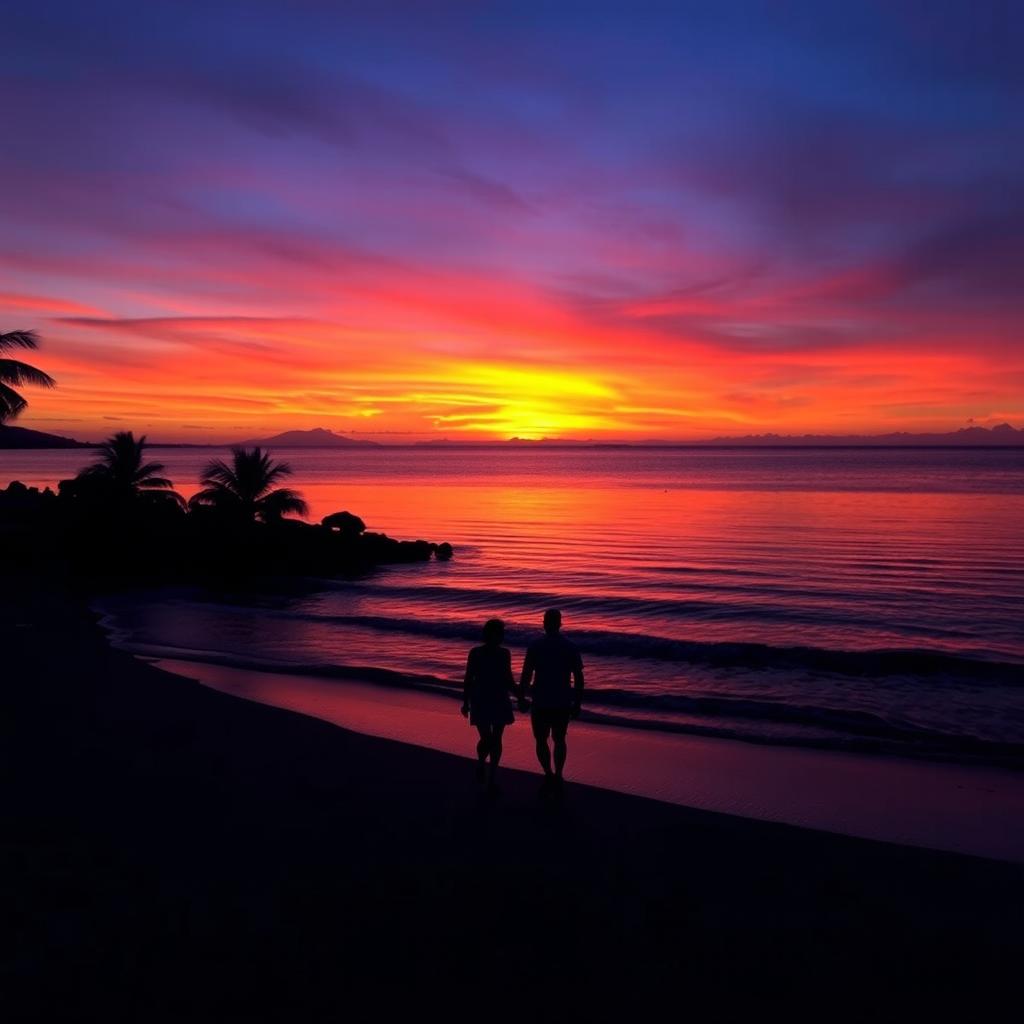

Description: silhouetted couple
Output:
[461,609,584,794]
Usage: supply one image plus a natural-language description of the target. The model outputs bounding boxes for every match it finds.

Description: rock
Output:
[435,542,454,560]
[321,511,366,536]
[0,480,56,511]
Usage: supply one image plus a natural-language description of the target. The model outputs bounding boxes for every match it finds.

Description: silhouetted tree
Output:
[189,447,308,523]
[0,330,56,422]
[76,431,186,508]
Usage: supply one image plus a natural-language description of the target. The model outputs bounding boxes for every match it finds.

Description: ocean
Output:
[6,445,1023,767]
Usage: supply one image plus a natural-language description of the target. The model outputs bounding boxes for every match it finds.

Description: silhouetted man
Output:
[519,609,584,787]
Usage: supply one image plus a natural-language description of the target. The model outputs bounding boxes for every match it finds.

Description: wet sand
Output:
[153,657,1024,863]
[4,585,1023,1021]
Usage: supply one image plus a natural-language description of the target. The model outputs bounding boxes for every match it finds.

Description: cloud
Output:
[437,168,533,213]
[0,292,104,316]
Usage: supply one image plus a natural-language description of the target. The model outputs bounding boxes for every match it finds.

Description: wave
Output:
[317,578,1022,643]
[118,641,1024,767]
[251,608,1024,683]
[326,579,886,624]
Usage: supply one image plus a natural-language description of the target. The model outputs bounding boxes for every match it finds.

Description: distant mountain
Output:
[232,425,1022,449]
[0,424,91,449]
[233,428,380,448]
[695,424,1023,447]
[418,426,1024,448]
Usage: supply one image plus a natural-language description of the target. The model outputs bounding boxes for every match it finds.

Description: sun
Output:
[429,362,622,438]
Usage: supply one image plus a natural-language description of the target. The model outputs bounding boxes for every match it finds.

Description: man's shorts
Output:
[530,707,571,740]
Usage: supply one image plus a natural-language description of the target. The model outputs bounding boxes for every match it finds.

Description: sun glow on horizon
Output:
[4,301,1020,443]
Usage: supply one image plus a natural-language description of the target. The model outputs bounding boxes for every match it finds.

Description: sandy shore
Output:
[4,583,1023,1021]
[149,656,1024,863]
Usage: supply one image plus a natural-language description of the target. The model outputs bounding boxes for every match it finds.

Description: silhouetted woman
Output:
[461,618,516,790]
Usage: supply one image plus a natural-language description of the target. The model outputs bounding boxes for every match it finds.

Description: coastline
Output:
[147,656,1024,864]
[5,584,1024,1018]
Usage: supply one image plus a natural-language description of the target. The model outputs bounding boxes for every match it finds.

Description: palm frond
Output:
[187,487,218,510]
[143,488,187,510]
[0,359,57,389]
[188,484,241,510]
[259,461,294,490]
[87,432,141,475]
[138,476,177,491]
[257,488,309,521]
[0,381,28,420]
[135,459,169,480]
[109,431,144,453]
[0,332,52,422]
[199,458,239,489]
[230,447,272,500]
[0,330,39,352]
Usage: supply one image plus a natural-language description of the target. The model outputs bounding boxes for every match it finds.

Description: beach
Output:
[5,583,1022,1021]
[145,656,1024,863]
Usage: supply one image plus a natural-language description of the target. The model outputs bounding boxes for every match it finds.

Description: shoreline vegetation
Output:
[0,336,446,580]
[0,431,453,583]
[4,584,1022,1017]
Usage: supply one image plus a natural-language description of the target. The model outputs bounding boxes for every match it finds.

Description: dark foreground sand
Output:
[4,583,1022,1022]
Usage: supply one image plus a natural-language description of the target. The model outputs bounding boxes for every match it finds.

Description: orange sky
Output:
[3,280,1019,443]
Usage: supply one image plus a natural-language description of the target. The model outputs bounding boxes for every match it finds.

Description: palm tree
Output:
[189,447,308,523]
[1,330,56,422]
[77,431,185,507]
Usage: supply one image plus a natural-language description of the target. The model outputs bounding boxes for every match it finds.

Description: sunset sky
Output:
[3,1,1022,442]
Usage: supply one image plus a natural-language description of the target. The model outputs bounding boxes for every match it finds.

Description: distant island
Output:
[691,423,1023,447]
[2,423,1022,449]
[233,428,381,448]
[418,424,1024,448]
[0,424,91,449]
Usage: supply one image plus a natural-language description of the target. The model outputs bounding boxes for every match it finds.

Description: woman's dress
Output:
[465,645,515,727]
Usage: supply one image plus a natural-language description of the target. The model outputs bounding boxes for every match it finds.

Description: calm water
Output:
[5,446,1024,763]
